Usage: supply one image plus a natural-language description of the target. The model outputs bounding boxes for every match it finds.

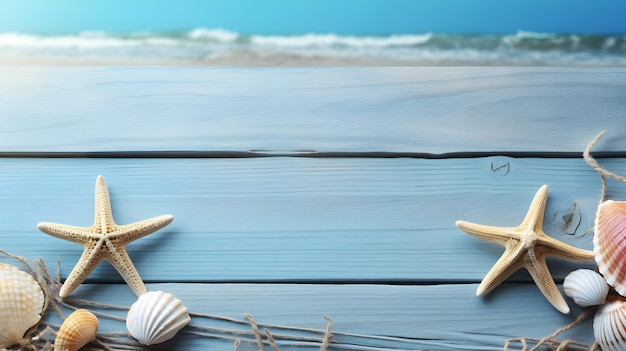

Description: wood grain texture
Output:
[0,156,616,284]
[40,282,593,351]
[1,67,621,350]
[0,67,625,153]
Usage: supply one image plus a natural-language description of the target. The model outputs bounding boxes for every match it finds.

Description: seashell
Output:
[0,262,45,348]
[563,269,609,307]
[593,299,626,351]
[594,200,626,296]
[54,309,98,351]
[126,291,191,345]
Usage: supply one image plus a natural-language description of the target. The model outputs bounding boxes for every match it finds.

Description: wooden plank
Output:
[0,156,618,283]
[0,67,625,153]
[37,282,594,351]
[0,67,617,350]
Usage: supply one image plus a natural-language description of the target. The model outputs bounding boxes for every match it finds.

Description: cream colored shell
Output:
[0,262,45,348]
[126,291,191,345]
[563,269,609,307]
[594,299,626,351]
[54,309,98,351]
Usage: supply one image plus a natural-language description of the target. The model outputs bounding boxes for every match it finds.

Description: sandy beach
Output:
[0,51,435,66]
[2,51,622,66]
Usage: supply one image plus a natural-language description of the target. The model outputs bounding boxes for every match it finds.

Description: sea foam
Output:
[0,28,624,65]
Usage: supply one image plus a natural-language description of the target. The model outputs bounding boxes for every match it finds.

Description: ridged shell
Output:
[594,299,626,351]
[595,200,626,296]
[0,262,45,348]
[563,269,609,307]
[54,309,98,351]
[126,291,191,345]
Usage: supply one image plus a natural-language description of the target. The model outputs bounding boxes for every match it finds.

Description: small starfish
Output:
[38,175,173,298]
[455,185,594,314]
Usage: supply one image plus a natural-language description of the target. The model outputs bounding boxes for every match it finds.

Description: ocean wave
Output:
[186,28,239,42]
[0,28,625,65]
[249,33,434,48]
[0,31,180,48]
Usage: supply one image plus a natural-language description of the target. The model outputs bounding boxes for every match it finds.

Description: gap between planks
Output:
[0,151,625,158]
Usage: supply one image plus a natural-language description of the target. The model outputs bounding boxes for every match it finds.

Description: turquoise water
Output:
[0,0,625,65]
[1,0,625,35]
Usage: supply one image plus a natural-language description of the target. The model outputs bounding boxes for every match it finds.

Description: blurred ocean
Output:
[1,28,625,65]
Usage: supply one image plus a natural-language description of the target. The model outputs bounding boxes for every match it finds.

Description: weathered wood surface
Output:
[0,67,625,153]
[47,282,591,351]
[0,67,624,350]
[0,157,615,282]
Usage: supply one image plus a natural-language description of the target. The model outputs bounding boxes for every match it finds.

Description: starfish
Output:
[455,185,594,314]
[38,175,173,298]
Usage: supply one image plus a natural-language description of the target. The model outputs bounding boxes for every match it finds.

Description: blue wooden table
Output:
[1,67,625,350]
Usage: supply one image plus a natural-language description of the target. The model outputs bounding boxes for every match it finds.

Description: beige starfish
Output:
[38,175,173,298]
[455,185,594,314]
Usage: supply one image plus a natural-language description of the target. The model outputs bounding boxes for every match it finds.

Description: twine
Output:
[0,250,340,351]
[503,308,597,351]
[245,314,266,351]
[583,130,626,203]
[239,314,333,351]
[265,330,281,351]
[321,317,334,351]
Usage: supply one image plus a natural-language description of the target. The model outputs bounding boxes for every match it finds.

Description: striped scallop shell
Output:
[0,262,45,348]
[126,291,191,345]
[594,299,626,351]
[54,309,98,351]
[563,269,609,307]
[594,200,626,296]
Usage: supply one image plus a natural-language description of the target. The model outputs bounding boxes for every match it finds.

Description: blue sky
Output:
[0,0,624,35]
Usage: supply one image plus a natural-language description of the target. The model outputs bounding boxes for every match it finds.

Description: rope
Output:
[321,316,334,351]
[504,308,596,351]
[245,313,266,351]
[583,130,626,203]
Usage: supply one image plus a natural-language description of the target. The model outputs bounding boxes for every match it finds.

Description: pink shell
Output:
[594,200,626,296]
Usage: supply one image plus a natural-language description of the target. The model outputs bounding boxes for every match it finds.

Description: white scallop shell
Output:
[563,269,609,307]
[126,291,191,345]
[0,262,45,348]
[594,299,626,351]
[54,309,98,351]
